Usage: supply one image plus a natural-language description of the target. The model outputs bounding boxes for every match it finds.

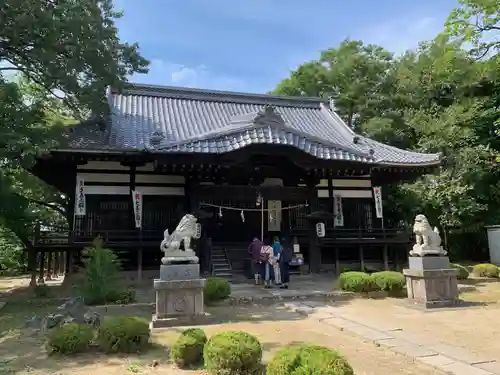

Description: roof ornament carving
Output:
[254,105,285,127]
[150,131,165,147]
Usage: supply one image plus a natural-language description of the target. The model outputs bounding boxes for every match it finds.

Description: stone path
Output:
[285,300,500,375]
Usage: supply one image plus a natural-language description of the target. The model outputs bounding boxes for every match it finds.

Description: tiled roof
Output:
[66,83,441,167]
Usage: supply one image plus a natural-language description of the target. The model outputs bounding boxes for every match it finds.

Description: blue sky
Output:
[115,0,460,93]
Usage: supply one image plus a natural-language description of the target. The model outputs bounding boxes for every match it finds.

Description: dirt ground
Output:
[312,278,500,361]
[0,302,445,375]
[2,275,500,375]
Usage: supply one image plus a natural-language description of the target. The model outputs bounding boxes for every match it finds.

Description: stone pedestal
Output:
[161,250,199,265]
[151,262,206,328]
[403,256,459,308]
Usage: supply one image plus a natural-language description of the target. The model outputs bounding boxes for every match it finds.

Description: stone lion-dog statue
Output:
[409,214,447,257]
[160,214,198,253]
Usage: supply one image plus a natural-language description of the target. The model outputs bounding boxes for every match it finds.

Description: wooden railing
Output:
[289,227,411,244]
[34,227,164,248]
[33,226,412,249]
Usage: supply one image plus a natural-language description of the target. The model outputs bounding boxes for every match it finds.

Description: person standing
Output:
[271,236,282,286]
[248,237,263,285]
[279,237,292,289]
[260,244,274,288]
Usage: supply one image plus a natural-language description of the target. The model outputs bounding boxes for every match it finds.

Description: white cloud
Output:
[359,16,444,55]
[131,59,250,92]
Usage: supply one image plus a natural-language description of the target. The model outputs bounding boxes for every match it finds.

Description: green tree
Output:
[274,40,393,130]
[446,0,500,59]
[0,0,149,263]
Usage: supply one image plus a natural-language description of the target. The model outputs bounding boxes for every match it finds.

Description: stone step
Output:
[213,266,231,272]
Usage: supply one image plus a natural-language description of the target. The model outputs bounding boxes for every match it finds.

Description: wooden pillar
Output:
[53,251,60,277]
[65,249,72,274]
[29,249,37,287]
[61,251,66,275]
[137,248,143,282]
[335,247,340,276]
[46,252,53,280]
[307,180,321,273]
[383,245,389,270]
[38,251,46,284]
[359,246,365,271]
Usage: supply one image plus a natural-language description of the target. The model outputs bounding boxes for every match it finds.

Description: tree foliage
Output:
[0,0,149,268]
[274,2,500,259]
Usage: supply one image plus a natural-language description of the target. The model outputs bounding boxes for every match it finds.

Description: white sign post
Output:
[373,186,383,219]
[333,195,344,227]
[74,176,86,216]
[131,190,143,229]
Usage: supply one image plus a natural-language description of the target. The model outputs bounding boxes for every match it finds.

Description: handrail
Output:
[222,246,233,272]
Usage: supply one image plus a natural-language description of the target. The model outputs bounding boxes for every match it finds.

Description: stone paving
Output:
[285,300,500,375]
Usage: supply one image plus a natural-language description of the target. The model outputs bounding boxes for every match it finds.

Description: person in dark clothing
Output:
[248,237,263,285]
[279,237,293,289]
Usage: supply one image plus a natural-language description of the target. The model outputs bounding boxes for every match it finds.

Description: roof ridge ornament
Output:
[254,105,284,127]
[150,131,165,147]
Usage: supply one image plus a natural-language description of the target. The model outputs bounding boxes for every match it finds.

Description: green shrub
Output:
[204,331,262,375]
[472,263,499,278]
[181,327,207,342]
[96,316,150,353]
[371,271,406,296]
[105,287,136,305]
[46,323,94,355]
[78,238,134,305]
[204,277,231,304]
[267,344,354,375]
[450,263,470,280]
[171,328,207,368]
[339,271,375,293]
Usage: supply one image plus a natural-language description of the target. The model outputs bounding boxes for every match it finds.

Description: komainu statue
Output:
[409,214,447,257]
[160,214,198,253]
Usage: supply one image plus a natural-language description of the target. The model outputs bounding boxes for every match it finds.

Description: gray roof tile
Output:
[66,83,441,166]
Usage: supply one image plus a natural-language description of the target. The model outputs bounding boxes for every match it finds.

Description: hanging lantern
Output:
[316,222,326,238]
[194,223,202,239]
[256,192,262,207]
[218,207,223,218]
[240,210,245,222]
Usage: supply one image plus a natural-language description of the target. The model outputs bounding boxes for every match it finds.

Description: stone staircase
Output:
[211,246,232,279]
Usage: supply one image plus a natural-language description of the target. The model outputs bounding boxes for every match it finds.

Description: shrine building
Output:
[30,83,441,280]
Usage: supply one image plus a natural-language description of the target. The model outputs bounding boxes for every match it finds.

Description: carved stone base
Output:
[403,257,459,308]
[160,264,200,281]
[408,256,450,270]
[150,312,212,328]
[409,245,447,257]
[153,278,206,322]
[161,250,199,265]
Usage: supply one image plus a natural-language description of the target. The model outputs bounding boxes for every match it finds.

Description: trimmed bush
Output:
[267,344,354,375]
[450,263,469,280]
[97,316,150,353]
[204,277,231,304]
[472,263,499,278]
[105,287,136,305]
[46,323,94,355]
[204,331,262,375]
[339,271,375,293]
[171,328,207,368]
[371,271,406,296]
